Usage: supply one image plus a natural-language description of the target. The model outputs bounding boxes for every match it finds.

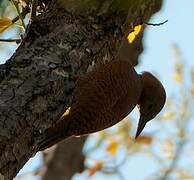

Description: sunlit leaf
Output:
[88,161,103,177]
[106,141,118,155]
[0,18,12,33]
[127,25,142,43]
[127,33,135,43]
[134,25,142,35]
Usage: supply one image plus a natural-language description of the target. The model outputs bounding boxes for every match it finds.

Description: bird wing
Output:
[73,60,137,114]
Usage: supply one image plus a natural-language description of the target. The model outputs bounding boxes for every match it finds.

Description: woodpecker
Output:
[37,60,166,151]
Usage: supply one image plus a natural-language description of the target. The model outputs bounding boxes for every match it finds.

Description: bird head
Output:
[136,72,166,138]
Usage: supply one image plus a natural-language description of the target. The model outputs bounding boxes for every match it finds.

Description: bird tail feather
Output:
[38,114,72,151]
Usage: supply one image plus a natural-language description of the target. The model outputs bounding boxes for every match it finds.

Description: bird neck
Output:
[137,74,145,106]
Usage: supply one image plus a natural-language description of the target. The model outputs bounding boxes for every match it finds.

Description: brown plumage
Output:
[37,60,166,151]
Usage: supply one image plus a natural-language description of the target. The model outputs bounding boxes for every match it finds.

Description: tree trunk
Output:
[0,0,162,179]
[42,136,87,180]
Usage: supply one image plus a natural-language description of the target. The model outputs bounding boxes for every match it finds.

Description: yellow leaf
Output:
[0,18,12,33]
[88,161,103,177]
[134,25,142,35]
[136,136,152,145]
[106,141,118,155]
[127,25,142,43]
[127,33,136,43]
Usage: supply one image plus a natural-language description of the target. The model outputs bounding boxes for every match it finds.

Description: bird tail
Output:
[38,114,72,151]
[38,132,70,151]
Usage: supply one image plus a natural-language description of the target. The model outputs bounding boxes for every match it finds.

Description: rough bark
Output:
[0,0,162,179]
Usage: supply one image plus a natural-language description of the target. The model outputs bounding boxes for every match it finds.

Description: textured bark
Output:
[0,0,162,179]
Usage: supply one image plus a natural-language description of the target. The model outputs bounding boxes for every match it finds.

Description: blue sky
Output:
[138,0,194,95]
[1,0,194,179]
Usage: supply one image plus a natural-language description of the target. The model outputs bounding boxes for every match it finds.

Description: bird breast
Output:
[68,60,142,136]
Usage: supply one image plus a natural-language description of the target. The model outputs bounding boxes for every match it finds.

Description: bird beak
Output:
[135,116,147,139]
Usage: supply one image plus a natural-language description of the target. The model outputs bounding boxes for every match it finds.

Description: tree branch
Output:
[42,136,87,180]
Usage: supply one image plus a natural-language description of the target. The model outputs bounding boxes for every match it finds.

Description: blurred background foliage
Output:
[0,0,27,61]
[1,0,194,180]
